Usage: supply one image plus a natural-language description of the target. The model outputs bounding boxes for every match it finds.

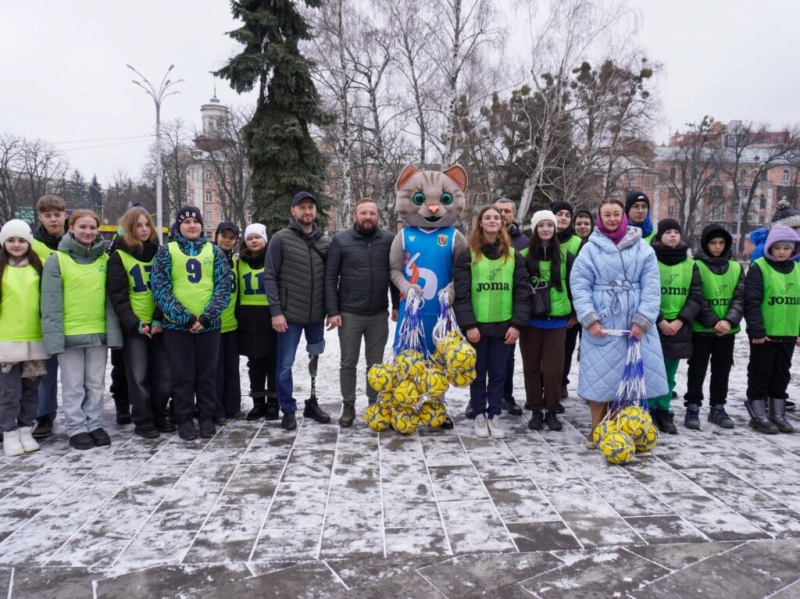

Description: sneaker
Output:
[154,418,177,433]
[339,403,356,427]
[198,418,216,438]
[528,411,544,431]
[464,403,476,419]
[178,419,198,441]
[32,416,53,439]
[544,411,563,431]
[3,429,24,457]
[69,432,95,450]
[684,405,701,430]
[501,396,523,416]
[89,428,111,446]
[303,398,331,424]
[134,424,160,439]
[282,411,297,431]
[474,414,489,438]
[708,405,734,429]
[439,415,455,430]
[265,396,280,421]
[487,416,505,439]
[247,399,268,421]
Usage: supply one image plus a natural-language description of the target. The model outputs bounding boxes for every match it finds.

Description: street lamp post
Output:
[126,64,183,243]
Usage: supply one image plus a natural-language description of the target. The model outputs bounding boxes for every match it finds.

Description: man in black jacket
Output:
[324,199,399,427]
[264,192,331,430]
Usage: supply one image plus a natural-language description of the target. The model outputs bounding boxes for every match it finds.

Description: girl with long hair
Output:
[453,205,530,439]
[108,207,174,438]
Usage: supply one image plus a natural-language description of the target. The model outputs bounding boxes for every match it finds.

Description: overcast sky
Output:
[2,0,799,187]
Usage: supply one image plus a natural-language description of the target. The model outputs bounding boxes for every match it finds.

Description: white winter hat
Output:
[530,210,557,232]
[0,219,34,247]
[244,223,268,244]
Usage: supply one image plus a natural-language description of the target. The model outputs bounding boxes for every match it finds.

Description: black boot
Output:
[265,395,280,421]
[769,398,794,433]
[501,396,523,416]
[281,411,297,431]
[440,415,454,430]
[658,409,677,434]
[115,398,132,425]
[339,403,356,427]
[246,395,268,421]
[303,398,331,423]
[746,400,779,434]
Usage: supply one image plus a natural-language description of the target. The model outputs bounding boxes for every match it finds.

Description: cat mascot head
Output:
[395,165,467,229]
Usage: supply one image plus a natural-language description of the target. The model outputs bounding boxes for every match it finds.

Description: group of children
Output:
[1,191,798,456]
[1,196,279,456]
[454,192,799,440]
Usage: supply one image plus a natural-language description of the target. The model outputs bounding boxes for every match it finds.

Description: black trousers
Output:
[109,348,128,408]
[562,324,580,387]
[747,339,795,401]
[163,329,221,419]
[122,332,172,425]
[215,331,241,417]
[503,343,516,398]
[684,334,735,406]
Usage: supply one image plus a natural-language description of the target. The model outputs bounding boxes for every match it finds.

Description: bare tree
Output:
[142,118,193,220]
[193,105,253,233]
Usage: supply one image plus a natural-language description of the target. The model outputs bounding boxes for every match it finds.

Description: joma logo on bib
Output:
[476,282,510,292]
[768,296,800,306]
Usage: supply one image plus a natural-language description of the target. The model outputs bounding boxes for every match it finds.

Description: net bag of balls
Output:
[596,337,658,464]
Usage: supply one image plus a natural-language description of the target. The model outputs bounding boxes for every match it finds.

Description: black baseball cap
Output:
[292,191,317,206]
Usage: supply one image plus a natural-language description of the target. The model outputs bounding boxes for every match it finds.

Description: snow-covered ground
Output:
[1,325,800,597]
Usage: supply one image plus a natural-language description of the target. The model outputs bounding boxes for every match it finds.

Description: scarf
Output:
[630,213,653,238]
[596,210,629,245]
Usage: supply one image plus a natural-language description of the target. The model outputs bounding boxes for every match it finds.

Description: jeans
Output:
[0,366,41,432]
[469,335,510,419]
[58,346,108,437]
[338,311,390,404]
[276,321,325,413]
[36,354,59,420]
[122,332,172,426]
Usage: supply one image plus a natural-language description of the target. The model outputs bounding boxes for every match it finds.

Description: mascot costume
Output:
[389,164,469,430]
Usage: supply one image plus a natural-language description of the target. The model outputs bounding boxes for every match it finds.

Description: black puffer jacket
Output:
[236,248,277,359]
[693,224,745,333]
[264,219,330,323]
[107,238,163,333]
[507,222,530,254]
[324,225,399,317]
[453,242,531,337]
[652,241,703,360]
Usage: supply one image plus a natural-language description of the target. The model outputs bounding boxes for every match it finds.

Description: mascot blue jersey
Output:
[400,226,456,317]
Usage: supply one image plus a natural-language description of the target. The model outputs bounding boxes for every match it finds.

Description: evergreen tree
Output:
[88,174,103,217]
[216,0,333,234]
[66,169,87,209]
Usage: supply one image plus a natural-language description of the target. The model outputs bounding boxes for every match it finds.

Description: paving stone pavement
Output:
[1,333,799,598]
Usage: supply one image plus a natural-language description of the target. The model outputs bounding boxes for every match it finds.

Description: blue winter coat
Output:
[570,226,668,403]
[749,227,769,262]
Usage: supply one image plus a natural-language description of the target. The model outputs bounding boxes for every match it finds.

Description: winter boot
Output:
[439,415,455,430]
[650,408,664,432]
[32,415,53,439]
[198,418,216,438]
[501,396,523,416]
[281,411,297,431]
[3,429,24,457]
[114,398,132,425]
[658,409,678,435]
[746,400,779,434]
[17,427,40,453]
[528,411,544,431]
[177,419,198,441]
[464,403,476,419]
[339,403,356,427]
[247,394,268,421]
[544,411,563,431]
[769,398,794,433]
[265,395,281,421]
[684,404,701,430]
[708,405,734,429]
[304,398,331,424]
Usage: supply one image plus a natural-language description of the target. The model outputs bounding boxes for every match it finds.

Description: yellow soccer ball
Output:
[445,343,477,372]
[420,369,449,398]
[592,419,617,446]
[393,379,420,407]
[391,407,420,435]
[378,391,398,409]
[634,424,659,453]
[618,406,648,439]
[447,368,477,388]
[435,331,462,355]
[364,403,392,432]
[395,350,426,379]
[418,400,447,428]
[600,431,635,465]
[367,363,396,392]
